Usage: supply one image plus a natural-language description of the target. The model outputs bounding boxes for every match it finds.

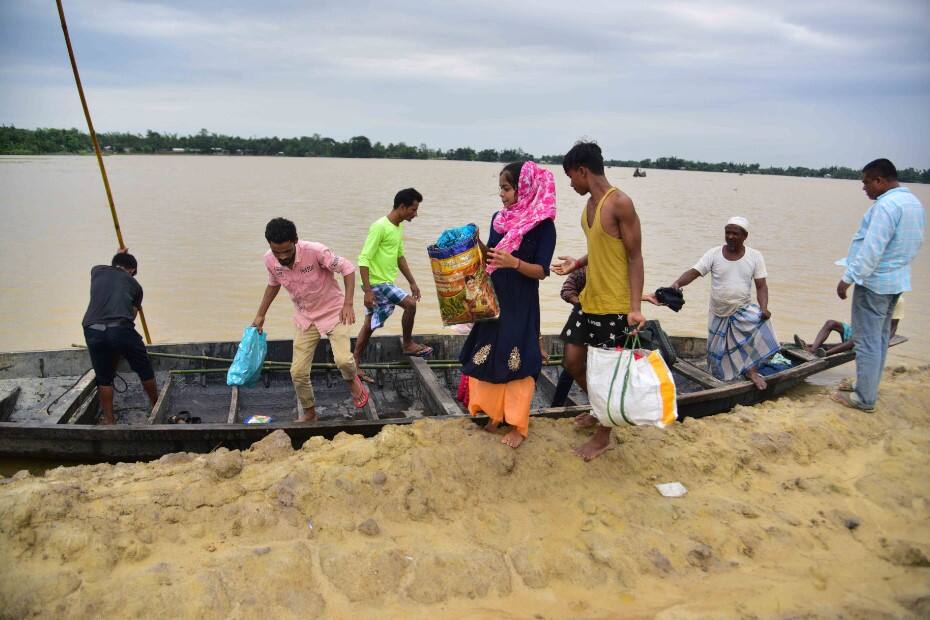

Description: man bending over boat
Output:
[252,218,368,422]
[81,249,157,424]
[648,217,777,390]
[354,187,432,380]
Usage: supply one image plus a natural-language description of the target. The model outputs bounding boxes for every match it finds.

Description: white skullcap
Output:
[726,216,749,232]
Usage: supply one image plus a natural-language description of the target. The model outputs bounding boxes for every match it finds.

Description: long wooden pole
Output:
[56,0,152,344]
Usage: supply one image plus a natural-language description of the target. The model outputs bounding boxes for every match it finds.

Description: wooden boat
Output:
[0,329,906,462]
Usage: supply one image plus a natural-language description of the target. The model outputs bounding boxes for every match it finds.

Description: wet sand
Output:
[1,367,929,619]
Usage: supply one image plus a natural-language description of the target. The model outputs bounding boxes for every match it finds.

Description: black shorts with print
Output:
[559,304,635,349]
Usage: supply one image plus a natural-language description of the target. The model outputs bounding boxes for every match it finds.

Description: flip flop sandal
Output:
[357,372,376,384]
[830,390,874,412]
[168,411,192,424]
[837,377,855,392]
[792,334,806,349]
[404,345,433,358]
[352,376,370,409]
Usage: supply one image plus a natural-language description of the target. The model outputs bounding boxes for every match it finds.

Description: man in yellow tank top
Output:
[552,141,647,461]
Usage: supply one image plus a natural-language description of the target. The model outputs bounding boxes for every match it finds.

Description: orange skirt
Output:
[467,376,535,437]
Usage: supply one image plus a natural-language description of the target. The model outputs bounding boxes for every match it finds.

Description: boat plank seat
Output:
[407,355,463,416]
[227,386,239,424]
[148,379,175,424]
[49,369,97,423]
[672,359,725,388]
[0,386,21,422]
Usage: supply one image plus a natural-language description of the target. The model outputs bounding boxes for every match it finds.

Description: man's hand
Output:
[251,315,265,334]
[627,310,647,334]
[117,247,129,254]
[340,302,355,325]
[643,292,660,306]
[411,283,422,301]
[760,308,772,321]
[363,289,375,310]
[836,280,851,300]
[551,255,578,276]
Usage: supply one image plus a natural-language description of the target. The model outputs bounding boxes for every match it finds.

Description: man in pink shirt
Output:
[252,218,368,422]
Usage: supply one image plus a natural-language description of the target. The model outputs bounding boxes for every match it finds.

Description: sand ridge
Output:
[1,367,929,619]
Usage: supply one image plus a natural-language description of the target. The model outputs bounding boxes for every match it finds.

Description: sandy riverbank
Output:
[2,367,929,619]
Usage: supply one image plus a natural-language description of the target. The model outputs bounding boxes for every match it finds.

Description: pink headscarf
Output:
[487,161,557,274]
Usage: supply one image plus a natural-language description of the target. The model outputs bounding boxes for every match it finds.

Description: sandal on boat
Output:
[830,390,874,413]
[352,376,370,409]
[792,334,806,349]
[403,345,433,358]
[837,377,855,392]
[168,411,191,424]
[357,372,376,384]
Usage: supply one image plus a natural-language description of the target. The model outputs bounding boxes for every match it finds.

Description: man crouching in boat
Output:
[81,249,157,424]
[252,218,369,422]
[648,217,777,390]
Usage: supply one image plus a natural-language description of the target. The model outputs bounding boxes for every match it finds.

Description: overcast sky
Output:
[1,0,928,167]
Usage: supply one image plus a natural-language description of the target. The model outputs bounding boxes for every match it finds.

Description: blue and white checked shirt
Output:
[843,187,925,294]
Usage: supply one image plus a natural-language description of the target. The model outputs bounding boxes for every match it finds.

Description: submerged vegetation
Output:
[2,125,928,183]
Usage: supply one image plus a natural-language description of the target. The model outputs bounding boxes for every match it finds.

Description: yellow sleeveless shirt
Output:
[579,187,631,314]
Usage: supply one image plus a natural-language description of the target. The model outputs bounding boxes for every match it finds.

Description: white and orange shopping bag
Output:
[586,334,677,428]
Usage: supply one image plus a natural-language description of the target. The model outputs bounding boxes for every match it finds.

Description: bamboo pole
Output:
[56,0,152,344]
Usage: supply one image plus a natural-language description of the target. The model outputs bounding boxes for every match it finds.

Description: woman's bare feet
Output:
[574,426,612,461]
[573,412,598,428]
[297,407,317,423]
[484,419,500,433]
[501,429,524,448]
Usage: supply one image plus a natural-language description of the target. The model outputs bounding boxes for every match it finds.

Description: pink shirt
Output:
[265,240,355,334]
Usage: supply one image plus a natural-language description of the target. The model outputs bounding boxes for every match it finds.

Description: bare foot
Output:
[297,407,317,423]
[100,415,116,425]
[484,419,500,433]
[357,372,375,384]
[746,368,767,391]
[574,426,612,461]
[501,429,525,449]
[573,412,598,428]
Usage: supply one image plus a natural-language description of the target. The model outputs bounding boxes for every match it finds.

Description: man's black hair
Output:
[393,188,423,209]
[562,141,605,175]
[265,217,298,244]
[500,162,524,189]
[111,252,138,272]
[863,158,897,180]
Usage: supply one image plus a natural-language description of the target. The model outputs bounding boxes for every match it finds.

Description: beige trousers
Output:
[291,322,356,410]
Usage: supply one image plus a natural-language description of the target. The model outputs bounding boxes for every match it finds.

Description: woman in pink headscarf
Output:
[458,161,557,448]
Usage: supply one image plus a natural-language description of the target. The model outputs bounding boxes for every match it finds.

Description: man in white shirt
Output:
[648,217,777,390]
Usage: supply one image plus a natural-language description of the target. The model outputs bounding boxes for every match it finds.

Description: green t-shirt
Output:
[358,216,404,285]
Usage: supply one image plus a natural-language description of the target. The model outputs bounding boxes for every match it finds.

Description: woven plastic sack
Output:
[226,326,267,386]
[586,335,677,428]
[427,224,500,325]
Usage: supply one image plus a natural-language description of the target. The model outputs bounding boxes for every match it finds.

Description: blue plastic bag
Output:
[435,223,478,249]
[227,326,268,386]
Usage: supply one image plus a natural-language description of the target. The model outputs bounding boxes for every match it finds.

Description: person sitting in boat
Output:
[81,249,157,425]
[354,188,433,380]
[458,161,557,449]
[794,296,903,358]
[252,218,368,422]
[647,216,777,390]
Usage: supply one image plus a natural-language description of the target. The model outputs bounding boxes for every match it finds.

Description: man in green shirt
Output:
[354,188,433,376]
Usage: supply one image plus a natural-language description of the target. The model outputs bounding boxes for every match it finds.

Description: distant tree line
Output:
[2,125,927,183]
[0,126,533,163]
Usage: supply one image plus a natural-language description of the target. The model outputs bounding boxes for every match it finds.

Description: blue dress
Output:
[459,214,557,383]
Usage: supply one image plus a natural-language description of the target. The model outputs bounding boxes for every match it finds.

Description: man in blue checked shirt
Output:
[833,158,925,412]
